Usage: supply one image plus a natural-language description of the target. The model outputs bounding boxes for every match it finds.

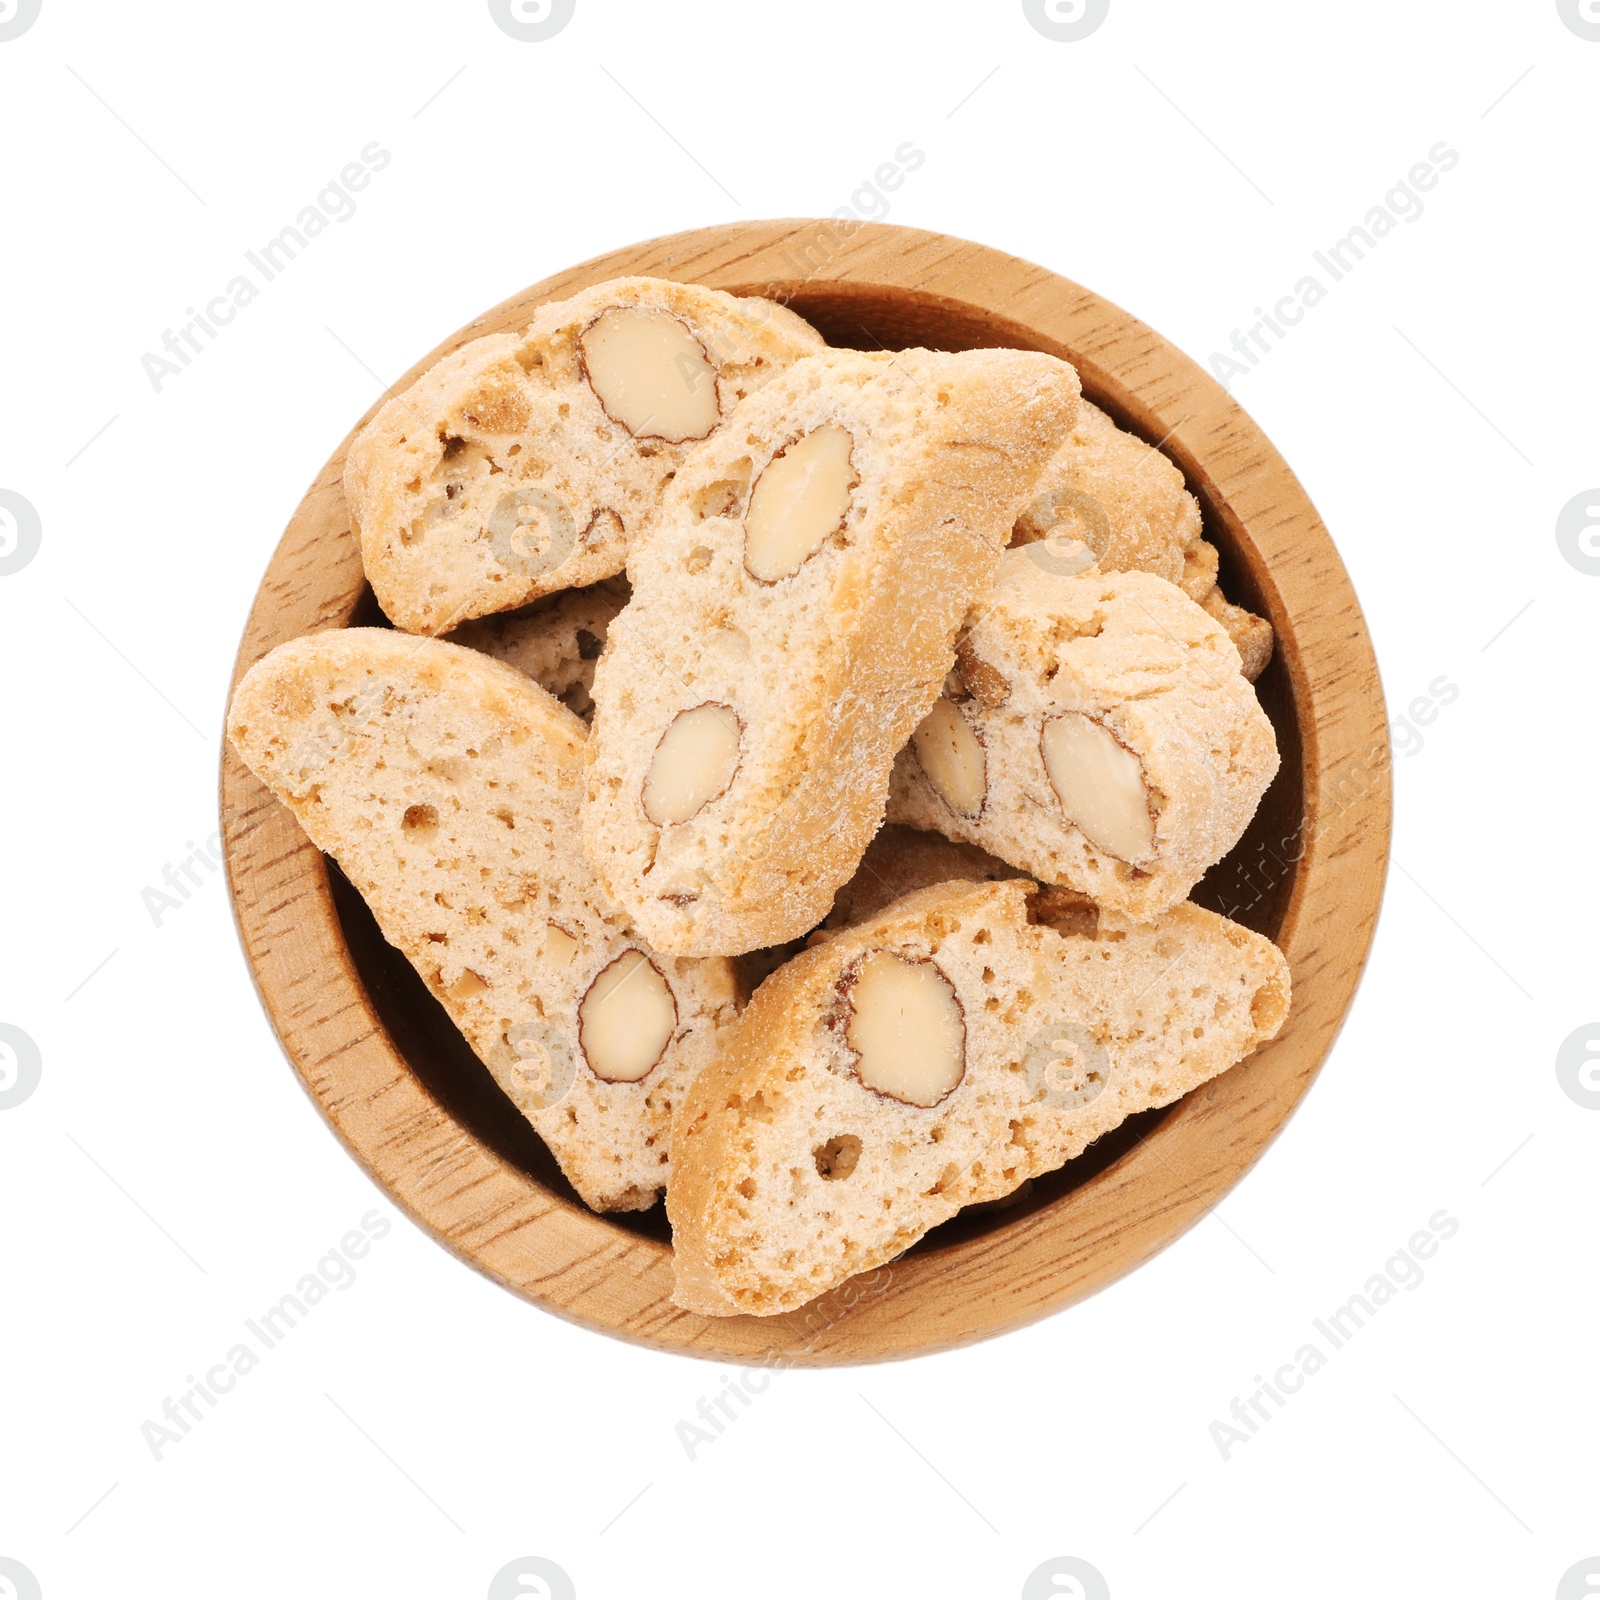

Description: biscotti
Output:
[448,575,628,722]
[582,347,1082,957]
[1012,399,1274,679]
[226,629,740,1211]
[667,879,1289,1316]
[887,552,1279,920]
[345,277,825,633]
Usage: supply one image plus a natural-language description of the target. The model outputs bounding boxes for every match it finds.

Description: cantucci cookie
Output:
[227,628,739,1212]
[448,575,628,722]
[345,277,824,634]
[887,552,1278,921]
[583,347,1081,957]
[668,879,1289,1316]
[1012,399,1274,679]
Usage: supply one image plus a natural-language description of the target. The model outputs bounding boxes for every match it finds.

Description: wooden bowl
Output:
[220,222,1389,1364]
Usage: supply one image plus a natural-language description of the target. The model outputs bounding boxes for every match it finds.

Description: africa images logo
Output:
[487,1557,575,1599]
[0,0,41,43]
[0,490,42,576]
[1556,489,1600,576]
[0,1559,42,1600]
[1021,1556,1110,1599]
[1022,0,1109,43]
[0,1025,42,1110]
[488,0,575,42]
[1557,0,1600,42]
[1556,1023,1600,1110]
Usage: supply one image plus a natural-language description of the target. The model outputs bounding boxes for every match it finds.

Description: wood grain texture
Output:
[219,221,1390,1364]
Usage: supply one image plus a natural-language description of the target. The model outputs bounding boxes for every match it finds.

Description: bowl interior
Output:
[327,282,1306,1255]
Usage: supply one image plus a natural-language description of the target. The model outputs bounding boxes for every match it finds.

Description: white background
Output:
[1,2,1595,1596]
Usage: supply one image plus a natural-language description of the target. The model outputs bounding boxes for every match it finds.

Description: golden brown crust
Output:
[1201,586,1275,679]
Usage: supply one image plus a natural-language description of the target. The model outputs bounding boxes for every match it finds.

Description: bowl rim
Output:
[219,220,1391,1366]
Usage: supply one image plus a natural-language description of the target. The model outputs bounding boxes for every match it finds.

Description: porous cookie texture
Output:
[667,879,1290,1317]
[448,576,628,722]
[583,347,1082,958]
[227,629,739,1212]
[345,277,825,634]
[887,552,1279,920]
[1012,399,1274,680]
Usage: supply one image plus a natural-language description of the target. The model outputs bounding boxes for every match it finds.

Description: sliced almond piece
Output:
[743,424,856,581]
[1041,711,1155,864]
[446,969,488,1001]
[642,703,742,826]
[842,950,966,1108]
[578,308,719,443]
[578,950,677,1083]
[954,637,1010,709]
[910,698,986,819]
[543,923,580,970]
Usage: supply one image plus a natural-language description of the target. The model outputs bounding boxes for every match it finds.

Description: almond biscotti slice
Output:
[447,575,628,722]
[886,551,1279,921]
[227,628,740,1212]
[345,278,824,634]
[1013,399,1274,679]
[583,347,1081,957]
[668,879,1289,1317]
